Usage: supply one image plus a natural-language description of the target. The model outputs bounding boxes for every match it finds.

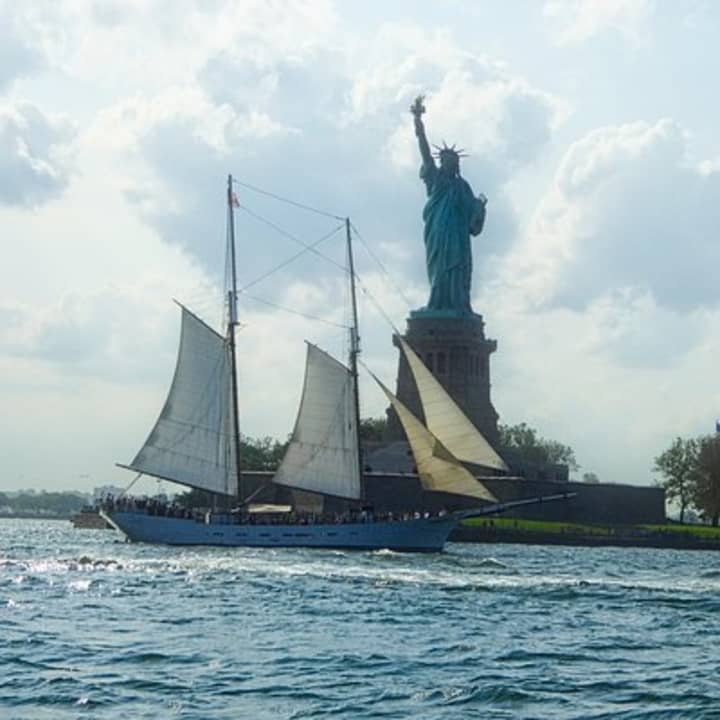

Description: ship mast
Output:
[227,174,244,502]
[345,218,365,505]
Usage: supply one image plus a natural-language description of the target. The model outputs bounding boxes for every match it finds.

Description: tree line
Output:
[497,422,579,471]
[3,421,581,513]
[654,434,720,525]
[178,421,579,506]
[0,491,88,517]
[362,417,580,471]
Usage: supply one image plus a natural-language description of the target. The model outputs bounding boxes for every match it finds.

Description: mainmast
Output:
[227,174,244,502]
[345,218,365,504]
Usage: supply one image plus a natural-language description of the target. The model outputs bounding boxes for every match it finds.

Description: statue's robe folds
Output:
[420,161,485,315]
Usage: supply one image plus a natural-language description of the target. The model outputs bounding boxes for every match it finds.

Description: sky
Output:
[1,0,719,494]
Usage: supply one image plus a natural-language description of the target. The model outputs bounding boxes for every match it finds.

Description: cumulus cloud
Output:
[337,24,564,175]
[473,114,720,481]
[8,1,715,493]
[33,0,338,95]
[97,20,563,312]
[0,2,46,88]
[81,84,304,278]
[578,288,709,369]
[0,102,76,207]
[0,283,199,383]
[544,0,655,45]
[375,55,562,177]
[481,290,720,484]
[497,119,720,315]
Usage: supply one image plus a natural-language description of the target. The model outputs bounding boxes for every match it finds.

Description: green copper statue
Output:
[411,95,487,316]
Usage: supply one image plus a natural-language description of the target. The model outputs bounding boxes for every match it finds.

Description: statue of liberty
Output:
[410,95,487,316]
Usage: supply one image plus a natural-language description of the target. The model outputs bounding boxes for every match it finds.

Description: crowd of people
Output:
[99,494,449,526]
[101,495,199,520]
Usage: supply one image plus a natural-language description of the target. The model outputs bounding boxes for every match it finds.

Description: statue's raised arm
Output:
[410,95,434,169]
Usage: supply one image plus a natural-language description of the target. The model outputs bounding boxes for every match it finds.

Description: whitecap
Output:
[68,579,92,592]
[475,557,511,570]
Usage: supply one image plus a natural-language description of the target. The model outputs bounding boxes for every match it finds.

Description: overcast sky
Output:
[1,0,719,495]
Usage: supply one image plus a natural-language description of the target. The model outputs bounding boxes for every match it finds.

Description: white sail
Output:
[373,373,497,502]
[125,306,238,496]
[397,336,508,472]
[273,343,361,500]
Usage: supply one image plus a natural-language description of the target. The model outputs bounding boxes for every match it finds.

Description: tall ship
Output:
[102,176,569,551]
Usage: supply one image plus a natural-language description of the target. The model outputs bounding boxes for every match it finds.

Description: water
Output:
[2,519,720,719]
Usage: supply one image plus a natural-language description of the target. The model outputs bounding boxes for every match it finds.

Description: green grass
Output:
[461,517,614,535]
[461,517,720,542]
[641,523,720,539]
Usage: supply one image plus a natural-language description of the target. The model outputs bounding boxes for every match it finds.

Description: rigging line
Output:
[350,221,413,311]
[338,226,404,335]
[238,221,346,293]
[232,179,345,221]
[238,205,347,274]
[354,273,402,335]
[238,291,351,330]
[119,473,142,499]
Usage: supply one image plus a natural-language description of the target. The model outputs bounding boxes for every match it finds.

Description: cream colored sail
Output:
[372,374,497,502]
[273,343,361,500]
[397,336,508,472]
[126,306,238,496]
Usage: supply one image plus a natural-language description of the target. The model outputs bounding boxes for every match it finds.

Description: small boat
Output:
[71,506,111,530]
[102,176,570,551]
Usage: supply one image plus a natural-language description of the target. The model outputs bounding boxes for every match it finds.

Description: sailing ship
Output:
[102,176,570,551]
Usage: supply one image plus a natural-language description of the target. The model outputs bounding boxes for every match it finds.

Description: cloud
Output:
[0,281,207,384]
[31,0,338,96]
[481,291,720,483]
[578,288,708,369]
[497,118,720,315]
[544,0,655,45]
[386,67,560,176]
[345,25,564,174]
[0,102,76,207]
[96,20,563,313]
[0,3,46,89]
[474,114,720,481]
[11,2,715,495]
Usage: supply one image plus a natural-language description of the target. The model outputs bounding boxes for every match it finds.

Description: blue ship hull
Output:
[102,511,459,552]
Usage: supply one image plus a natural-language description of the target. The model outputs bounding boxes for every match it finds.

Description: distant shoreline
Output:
[0,514,71,521]
[453,521,720,551]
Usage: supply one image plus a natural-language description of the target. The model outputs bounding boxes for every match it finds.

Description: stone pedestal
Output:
[385,313,500,447]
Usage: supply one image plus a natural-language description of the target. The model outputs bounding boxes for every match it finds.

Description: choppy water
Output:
[2,519,720,719]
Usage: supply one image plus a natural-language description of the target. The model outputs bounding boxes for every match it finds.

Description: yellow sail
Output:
[397,336,508,472]
[372,373,497,502]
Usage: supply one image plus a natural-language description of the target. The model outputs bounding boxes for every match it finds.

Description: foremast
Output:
[345,218,365,505]
[227,174,244,503]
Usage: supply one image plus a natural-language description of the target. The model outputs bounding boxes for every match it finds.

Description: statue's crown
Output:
[432,142,467,161]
